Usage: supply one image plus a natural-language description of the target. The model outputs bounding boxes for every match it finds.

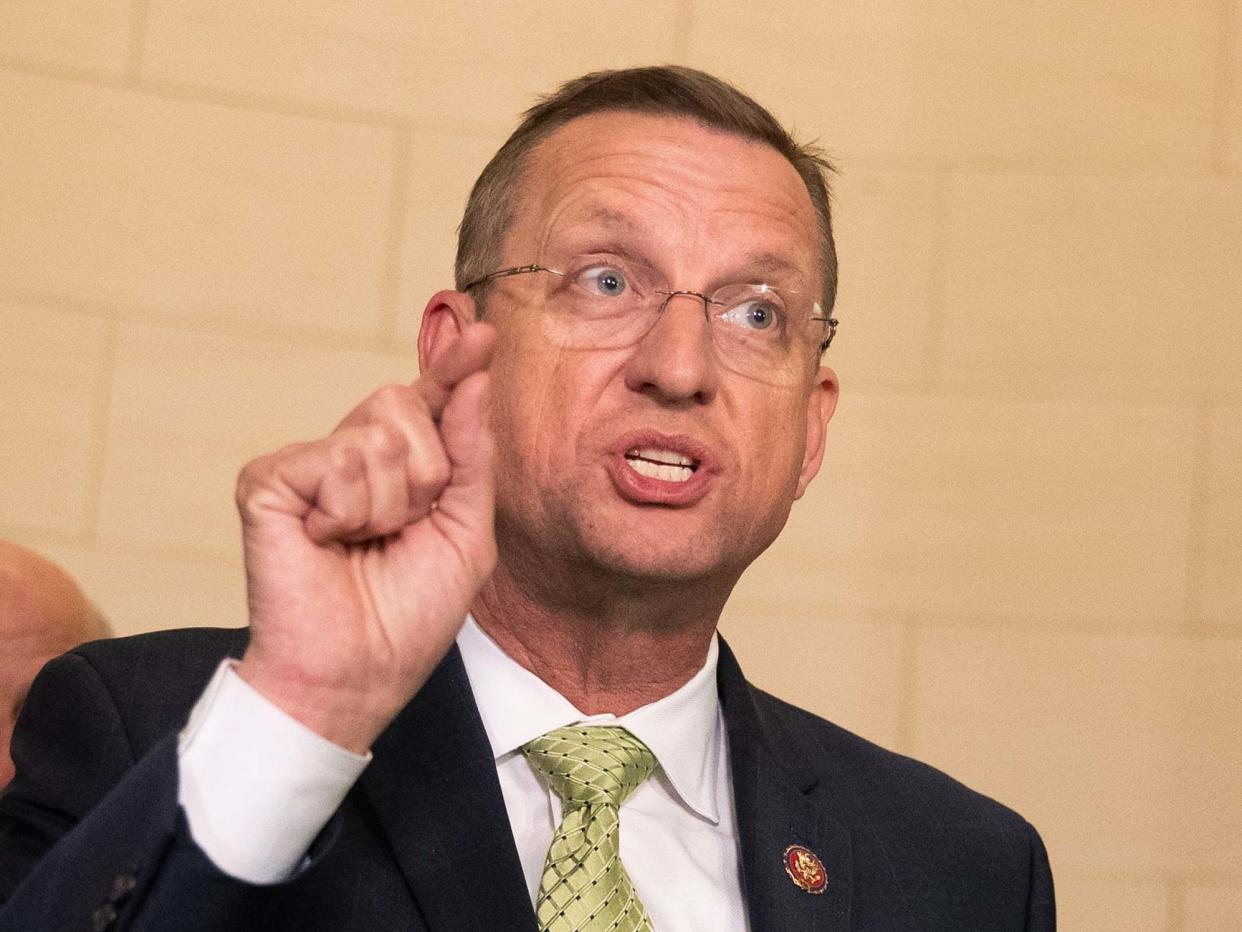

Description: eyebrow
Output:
[558,208,809,286]
[570,206,645,232]
[744,252,804,282]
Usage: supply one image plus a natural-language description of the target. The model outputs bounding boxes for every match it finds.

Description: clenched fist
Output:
[233,321,497,753]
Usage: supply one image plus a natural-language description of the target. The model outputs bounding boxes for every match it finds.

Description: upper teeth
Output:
[624,447,696,483]
[626,447,694,467]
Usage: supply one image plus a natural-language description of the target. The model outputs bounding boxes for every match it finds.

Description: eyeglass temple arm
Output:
[461,264,546,292]
[812,315,839,352]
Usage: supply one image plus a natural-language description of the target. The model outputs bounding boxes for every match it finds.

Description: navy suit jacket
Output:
[0,627,1054,930]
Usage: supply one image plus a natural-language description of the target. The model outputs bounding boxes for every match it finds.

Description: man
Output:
[0,67,1054,930]
[0,541,109,790]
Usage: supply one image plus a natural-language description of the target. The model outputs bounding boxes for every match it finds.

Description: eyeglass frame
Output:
[461,263,840,353]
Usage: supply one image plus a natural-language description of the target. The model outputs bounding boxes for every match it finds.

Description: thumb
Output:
[432,368,494,539]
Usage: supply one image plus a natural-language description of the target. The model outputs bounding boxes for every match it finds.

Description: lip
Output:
[605,430,719,507]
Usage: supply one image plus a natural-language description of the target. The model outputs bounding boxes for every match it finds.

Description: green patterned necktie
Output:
[522,725,659,932]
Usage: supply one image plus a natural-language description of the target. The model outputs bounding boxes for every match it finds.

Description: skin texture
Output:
[234,324,497,752]
[234,112,838,750]
[0,541,110,789]
[469,113,838,710]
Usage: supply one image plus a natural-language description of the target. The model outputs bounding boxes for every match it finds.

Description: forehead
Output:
[512,112,819,280]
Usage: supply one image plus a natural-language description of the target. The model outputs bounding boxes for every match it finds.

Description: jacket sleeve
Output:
[1024,820,1056,931]
[0,650,344,932]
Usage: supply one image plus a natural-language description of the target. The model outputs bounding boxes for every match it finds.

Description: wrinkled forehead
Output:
[509,112,820,287]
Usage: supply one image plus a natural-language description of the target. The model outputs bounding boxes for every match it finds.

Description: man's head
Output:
[420,67,839,603]
[0,542,109,788]
[456,66,838,316]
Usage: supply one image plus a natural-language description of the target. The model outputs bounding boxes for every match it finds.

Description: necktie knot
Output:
[523,725,658,931]
[523,725,657,809]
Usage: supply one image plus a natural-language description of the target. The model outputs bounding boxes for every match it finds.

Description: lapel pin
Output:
[783,844,827,894]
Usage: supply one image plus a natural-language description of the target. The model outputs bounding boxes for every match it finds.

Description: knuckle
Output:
[371,383,410,409]
[416,450,451,490]
[429,452,452,487]
[235,454,274,509]
[329,443,366,477]
[368,422,407,462]
[359,383,424,429]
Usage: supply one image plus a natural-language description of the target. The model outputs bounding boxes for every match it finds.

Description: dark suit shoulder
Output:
[746,685,1053,923]
[750,685,1033,830]
[70,624,248,674]
[1,628,246,901]
[66,626,250,756]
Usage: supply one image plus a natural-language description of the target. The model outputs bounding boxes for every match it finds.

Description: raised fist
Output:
[233,321,497,753]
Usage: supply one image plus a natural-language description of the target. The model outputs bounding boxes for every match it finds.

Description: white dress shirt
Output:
[177,617,750,930]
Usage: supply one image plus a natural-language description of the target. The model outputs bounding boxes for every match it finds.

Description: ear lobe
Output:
[794,365,839,500]
[418,290,478,374]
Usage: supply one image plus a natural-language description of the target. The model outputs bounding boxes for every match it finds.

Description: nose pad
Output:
[655,290,714,325]
[648,291,718,346]
[644,289,725,357]
[626,289,721,403]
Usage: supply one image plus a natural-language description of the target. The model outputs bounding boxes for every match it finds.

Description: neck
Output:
[471,556,735,716]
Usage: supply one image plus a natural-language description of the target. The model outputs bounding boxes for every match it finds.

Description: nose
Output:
[622,291,720,405]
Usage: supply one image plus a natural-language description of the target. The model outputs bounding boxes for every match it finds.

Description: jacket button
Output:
[91,903,118,931]
[111,871,137,901]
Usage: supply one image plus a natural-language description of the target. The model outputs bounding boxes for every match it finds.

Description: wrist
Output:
[234,655,397,754]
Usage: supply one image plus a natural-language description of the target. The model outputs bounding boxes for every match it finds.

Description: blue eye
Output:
[722,299,780,331]
[578,266,628,298]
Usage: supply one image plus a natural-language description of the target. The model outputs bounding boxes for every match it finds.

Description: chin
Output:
[587,540,727,585]
[498,479,785,590]
[571,508,755,587]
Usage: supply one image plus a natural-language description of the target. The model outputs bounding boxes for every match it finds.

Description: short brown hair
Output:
[455,65,838,313]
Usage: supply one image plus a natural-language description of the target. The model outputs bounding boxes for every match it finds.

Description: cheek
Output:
[489,341,587,489]
[735,401,811,504]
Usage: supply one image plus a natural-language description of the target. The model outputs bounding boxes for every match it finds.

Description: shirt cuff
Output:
[177,658,371,884]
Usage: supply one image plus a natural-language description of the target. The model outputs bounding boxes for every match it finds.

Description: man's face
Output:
[482,112,837,586]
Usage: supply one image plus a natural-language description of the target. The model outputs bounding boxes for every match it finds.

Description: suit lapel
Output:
[359,645,537,932]
[718,639,854,932]
[355,635,861,931]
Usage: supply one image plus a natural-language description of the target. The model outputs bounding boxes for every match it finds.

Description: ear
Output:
[794,364,839,500]
[417,289,479,374]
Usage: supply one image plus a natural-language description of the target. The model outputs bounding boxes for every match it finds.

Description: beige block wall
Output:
[1,3,1237,927]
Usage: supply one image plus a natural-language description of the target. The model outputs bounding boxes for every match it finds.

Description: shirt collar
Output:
[457,615,723,824]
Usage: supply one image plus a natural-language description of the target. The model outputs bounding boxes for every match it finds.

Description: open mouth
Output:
[623,447,700,483]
